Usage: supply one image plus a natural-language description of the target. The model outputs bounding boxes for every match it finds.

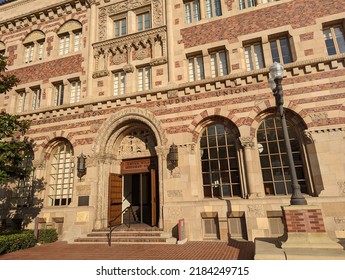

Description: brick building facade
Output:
[0,0,345,242]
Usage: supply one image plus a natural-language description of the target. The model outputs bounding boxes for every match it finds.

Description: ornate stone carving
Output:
[118,129,156,158]
[167,90,178,99]
[111,54,124,65]
[239,136,255,149]
[92,70,109,79]
[167,190,183,198]
[247,204,265,217]
[303,130,314,144]
[32,159,46,170]
[310,112,328,122]
[150,56,167,66]
[123,64,134,73]
[337,181,345,196]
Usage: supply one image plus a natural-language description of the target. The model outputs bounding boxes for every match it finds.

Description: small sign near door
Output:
[121,157,155,174]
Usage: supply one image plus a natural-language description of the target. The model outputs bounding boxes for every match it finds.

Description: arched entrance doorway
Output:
[108,126,159,227]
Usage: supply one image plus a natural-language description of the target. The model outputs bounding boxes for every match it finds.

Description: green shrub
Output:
[38,228,58,244]
[0,231,37,254]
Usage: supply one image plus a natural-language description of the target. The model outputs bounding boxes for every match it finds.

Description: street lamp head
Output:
[269,62,284,80]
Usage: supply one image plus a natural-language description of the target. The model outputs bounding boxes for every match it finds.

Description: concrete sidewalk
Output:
[0,239,255,260]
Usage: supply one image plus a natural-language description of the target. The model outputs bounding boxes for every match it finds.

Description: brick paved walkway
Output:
[0,240,254,260]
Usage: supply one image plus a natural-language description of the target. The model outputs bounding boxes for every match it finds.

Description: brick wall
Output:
[283,208,326,233]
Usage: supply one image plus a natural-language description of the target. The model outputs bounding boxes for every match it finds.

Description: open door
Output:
[108,173,122,226]
[151,168,157,226]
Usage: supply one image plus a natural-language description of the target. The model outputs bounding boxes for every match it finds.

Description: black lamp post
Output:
[268,62,307,205]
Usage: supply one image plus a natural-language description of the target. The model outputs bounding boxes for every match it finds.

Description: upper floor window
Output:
[137,11,151,32]
[239,0,256,10]
[323,25,345,55]
[210,50,228,77]
[205,0,222,18]
[16,90,27,113]
[200,123,242,198]
[244,42,265,71]
[54,83,65,106]
[138,66,151,91]
[23,30,45,63]
[188,54,204,81]
[114,71,126,95]
[114,18,127,37]
[32,87,41,110]
[185,0,201,24]
[70,80,81,103]
[57,20,82,56]
[269,35,293,64]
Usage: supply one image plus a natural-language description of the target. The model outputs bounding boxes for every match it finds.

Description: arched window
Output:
[23,30,45,63]
[200,123,242,198]
[48,141,74,206]
[257,116,308,196]
[57,20,82,55]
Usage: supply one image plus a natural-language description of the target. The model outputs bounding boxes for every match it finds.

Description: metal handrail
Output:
[107,205,134,246]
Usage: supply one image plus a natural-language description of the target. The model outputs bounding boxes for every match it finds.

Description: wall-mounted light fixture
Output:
[169,143,178,169]
[77,152,87,181]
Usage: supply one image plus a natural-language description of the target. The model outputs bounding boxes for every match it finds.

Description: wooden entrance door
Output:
[108,173,122,226]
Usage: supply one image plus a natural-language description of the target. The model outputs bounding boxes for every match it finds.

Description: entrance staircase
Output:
[74,224,177,244]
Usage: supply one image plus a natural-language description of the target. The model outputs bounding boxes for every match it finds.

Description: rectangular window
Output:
[210,50,228,77]
[73,31,81,52]
[323,26,345,55]
[24,44,34,63]
[138,66,151,91]
[32,88,41,110]
[137,12,151,32]
[205,0,222,18]
[114,18,127,37]
[54,83,64,106]
[59,34,70,55]
[188,55,204,81]
[270,36,292,64]
[70,80,81,103]
[17,91,27,113]
[37,42,44,60]
[244,42,265,71]
[114,71,126,95]
[239,0,256,10]
[185,0,200,24]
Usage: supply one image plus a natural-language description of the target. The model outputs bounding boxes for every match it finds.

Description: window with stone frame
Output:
[69,80,81,103]
[323,24,345,55]
[239,0,256,10]
[188,54,205,81]
[185,0,201,24]
[137,10,151,32]
[137,66,151,91]
[31,87,41,110]
[257,116,309,196]
[54,83,65,106]
[23,30,45,63]
[205,0,222,18]
[16,90,27,113]
[269,34,293,64]
[244,41,265,71]
[48,140,74,207]
[113,71,126,95]
[57,20,82,55]
[200,123,242,198]
[114,17,127,37]
[210,49,228,78]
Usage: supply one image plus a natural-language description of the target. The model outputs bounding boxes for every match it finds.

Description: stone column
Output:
[239,136,258,197]
[155,145,170,229]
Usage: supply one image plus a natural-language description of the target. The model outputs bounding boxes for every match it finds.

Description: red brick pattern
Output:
[7,54,83,85]
[180,0,343,48]
[284,209,326,233]
[300,32,314,41]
